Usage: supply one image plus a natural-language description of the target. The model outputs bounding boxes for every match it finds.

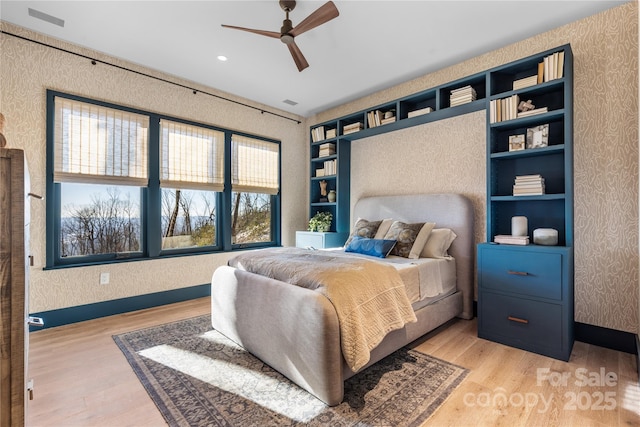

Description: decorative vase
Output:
[328,190,336,202]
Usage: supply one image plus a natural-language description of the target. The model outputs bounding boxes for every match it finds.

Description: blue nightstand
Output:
[295,231,348,249]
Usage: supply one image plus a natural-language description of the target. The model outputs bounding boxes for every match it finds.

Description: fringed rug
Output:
[113,315,468,427]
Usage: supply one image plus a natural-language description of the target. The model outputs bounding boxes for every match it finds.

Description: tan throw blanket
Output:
[228,247,417,372]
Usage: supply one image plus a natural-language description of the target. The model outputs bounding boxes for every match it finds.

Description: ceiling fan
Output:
[221,1,339,72]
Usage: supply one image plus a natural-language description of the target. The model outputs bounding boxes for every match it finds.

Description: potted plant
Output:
[308,211,332,232]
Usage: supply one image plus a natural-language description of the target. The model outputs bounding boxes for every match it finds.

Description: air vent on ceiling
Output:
[283,99,298,106]
[28,8,65,27]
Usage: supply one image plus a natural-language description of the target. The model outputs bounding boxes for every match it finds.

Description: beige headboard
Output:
[353,193,474,319]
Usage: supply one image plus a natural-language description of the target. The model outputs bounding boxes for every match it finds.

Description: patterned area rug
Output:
[113,315,468,427]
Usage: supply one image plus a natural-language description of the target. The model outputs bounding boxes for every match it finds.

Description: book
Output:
[513,75,538,91]
[407,106,433,118]
[343,122,363,135]
[537,61,544,84]
[557,51,565,79]
[326,128,336,139]
[381,116,396,125]
[517,107,548,118]
[311,126,325,142]
[494,234,530,245]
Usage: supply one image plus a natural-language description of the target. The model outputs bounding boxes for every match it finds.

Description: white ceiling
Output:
[0,0,629,117]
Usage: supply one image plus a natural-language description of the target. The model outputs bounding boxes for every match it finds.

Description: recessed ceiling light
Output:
[283,99,298,106]
[217,55,228,62]
[28,8,65,27]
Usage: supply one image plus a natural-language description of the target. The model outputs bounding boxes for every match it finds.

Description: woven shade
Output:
[160,120,224,192]
[54,97,149,186]
[231,134,279,195]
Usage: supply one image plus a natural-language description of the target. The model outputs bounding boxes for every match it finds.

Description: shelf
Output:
[491,194,566,202]
[490,109,565,129]
[312,155,337,162]
[491,144,565,159]
[489,79,565,101]
[309,44,572,248]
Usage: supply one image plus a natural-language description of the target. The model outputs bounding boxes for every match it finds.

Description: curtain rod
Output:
[1,30,302,124]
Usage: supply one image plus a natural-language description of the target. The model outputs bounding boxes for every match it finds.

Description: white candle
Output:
[511,216,528,236]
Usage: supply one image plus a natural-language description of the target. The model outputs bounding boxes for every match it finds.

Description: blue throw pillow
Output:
[344,236,396,258]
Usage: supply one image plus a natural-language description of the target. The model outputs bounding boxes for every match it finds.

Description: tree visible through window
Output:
[47,91,280,267]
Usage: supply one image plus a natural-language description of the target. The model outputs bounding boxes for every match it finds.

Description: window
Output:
[231,134,279,245]
[47,91,280,267]
[160,120,224,250]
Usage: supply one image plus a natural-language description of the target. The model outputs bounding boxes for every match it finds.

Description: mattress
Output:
[331,251,457,306]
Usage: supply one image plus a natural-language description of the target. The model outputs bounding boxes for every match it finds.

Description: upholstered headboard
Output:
[353,193,474,319]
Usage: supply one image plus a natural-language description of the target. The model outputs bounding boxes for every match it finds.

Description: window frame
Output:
[45,90,281,268]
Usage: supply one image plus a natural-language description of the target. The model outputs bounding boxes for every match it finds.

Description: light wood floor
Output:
[26,297,640,426]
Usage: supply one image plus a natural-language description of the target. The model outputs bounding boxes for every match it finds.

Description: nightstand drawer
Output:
[480,248,562,300]
[479,292,562,355]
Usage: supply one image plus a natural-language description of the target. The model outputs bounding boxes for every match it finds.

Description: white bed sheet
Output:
[329,250,456,305]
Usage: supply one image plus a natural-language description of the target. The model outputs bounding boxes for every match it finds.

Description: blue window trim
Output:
[45,90,281,269]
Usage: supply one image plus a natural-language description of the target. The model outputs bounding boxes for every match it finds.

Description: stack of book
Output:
[450,85,477,107]
[513,174,545,196]
[517,107,548,118]
[343,122,363,135]
[494,234,530,245]
[512,75,538,91]
[381,112,396,125]
[323,159,337,175]
[539,51,565,83]
[326,128,336,139]
[407,106,433,118]
[311,126,325,142]
[489,94,519,123]
[318,142,335,158]
[367,110,396,128]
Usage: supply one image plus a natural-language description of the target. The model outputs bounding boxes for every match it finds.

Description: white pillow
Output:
[420,228,457,258]
[373,218,394,239]
[408,222,436,259]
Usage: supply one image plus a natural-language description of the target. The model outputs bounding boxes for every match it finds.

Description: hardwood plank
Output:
[26,299,640,426]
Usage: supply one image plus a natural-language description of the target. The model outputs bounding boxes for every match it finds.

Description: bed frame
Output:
[210,193,474,406]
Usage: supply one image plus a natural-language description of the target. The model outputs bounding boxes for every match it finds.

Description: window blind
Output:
[231,134,279,195]
[53,97,149,186]
[160,120,225,192]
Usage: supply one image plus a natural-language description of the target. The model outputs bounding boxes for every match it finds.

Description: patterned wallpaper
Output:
[313,2,639,333]
[350,111,486,251]
[0,22,307,312]
[1,2,638,334]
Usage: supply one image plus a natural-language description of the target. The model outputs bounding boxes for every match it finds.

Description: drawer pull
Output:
[508,316,529,324]
[507,270,529,276]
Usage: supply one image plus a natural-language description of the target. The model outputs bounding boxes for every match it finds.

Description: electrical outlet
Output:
[99,272,110,285]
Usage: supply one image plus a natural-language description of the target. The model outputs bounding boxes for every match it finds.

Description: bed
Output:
[210,193,474,406]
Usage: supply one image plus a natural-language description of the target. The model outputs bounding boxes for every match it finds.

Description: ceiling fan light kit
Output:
[222,0,339,72]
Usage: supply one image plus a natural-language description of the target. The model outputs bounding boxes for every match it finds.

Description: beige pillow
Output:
[420,228,457,258]
[408,222,436,259]
[373,218,394,239]
[384,221,432,258]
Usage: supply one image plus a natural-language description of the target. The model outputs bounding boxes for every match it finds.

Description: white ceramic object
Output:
[511,216,528,237]
[533,228,558,245]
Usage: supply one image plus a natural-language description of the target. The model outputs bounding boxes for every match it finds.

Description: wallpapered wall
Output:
[0,22,308,313]
[311,2,639,334]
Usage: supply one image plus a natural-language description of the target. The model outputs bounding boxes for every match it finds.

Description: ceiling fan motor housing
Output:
[280,18,294,44]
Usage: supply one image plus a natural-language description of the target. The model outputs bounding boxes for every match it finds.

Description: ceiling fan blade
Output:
[290,1,339,37]
[287,41,309,72]
[221,24,280,39]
